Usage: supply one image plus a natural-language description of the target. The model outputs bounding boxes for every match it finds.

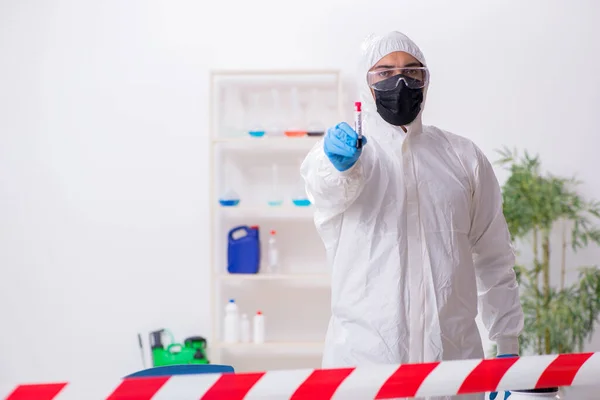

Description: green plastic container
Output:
[149,329,209,367]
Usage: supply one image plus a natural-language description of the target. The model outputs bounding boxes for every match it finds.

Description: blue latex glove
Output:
[323,122,367,172]
[489,354,519,400]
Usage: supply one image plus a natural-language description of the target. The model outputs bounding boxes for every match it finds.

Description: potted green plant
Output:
[495,147,600,355]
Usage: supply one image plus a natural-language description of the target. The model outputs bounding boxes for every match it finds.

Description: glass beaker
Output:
[266,89,284,137]
[291,185,311,207]
[218,164,241,206]
[221,86,246,138]
[247,92,266,137]
[219,188,240,207]
[284,87,307,137]
[266,163,283,207]
[306,89,326,136]
[291,158,311,206]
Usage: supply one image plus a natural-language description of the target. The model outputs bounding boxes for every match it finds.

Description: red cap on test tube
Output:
[355,102,363,149]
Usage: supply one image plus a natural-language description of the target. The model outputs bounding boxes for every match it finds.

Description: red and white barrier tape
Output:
[2,352,599,399]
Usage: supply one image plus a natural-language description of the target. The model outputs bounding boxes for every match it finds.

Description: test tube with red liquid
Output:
[355,102,362,149]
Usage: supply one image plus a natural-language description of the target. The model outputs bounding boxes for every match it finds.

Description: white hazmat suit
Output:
[301,32,524,400]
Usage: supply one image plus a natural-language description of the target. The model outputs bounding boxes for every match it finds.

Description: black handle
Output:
[149,329,165,350]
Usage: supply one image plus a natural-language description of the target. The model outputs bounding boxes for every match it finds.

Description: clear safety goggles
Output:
[367,67,429,91]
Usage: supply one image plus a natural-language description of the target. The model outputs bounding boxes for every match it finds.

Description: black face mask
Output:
[374,79,423,127]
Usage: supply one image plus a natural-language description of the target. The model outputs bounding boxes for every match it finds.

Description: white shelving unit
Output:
[209,70,342,372]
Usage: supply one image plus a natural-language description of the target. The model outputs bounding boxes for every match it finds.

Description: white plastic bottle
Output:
[223,299,240,343]
[267,230,278,272]
[240,314,251,343]
[253,310,265,344]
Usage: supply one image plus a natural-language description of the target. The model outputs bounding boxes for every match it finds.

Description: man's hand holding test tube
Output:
[322,101,367,172]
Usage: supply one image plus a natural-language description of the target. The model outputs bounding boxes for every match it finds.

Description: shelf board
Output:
[212,136,322,152]
[215,341,324,353]
[219,205,314,219]
[212,137,322,142]
[211,69,340,76]
[218,273,330,282]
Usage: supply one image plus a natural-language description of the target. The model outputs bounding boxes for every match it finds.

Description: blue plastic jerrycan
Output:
[227,226,260,274]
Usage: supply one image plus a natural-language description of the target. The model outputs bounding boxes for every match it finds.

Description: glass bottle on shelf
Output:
[306,89,326,137]
[291,158,311,207]
[247,92,266,138]
[267,163,283,207]
[221,86,246,138]
[219,188,240,207]
[291,186,311,207]
[284,87,307,138]
[218,164,241,207]
[266,88,284,137]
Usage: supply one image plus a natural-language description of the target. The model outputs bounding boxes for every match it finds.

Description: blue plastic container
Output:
[227,226,260,274]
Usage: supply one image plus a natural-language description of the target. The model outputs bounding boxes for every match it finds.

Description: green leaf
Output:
[496,147,600,354]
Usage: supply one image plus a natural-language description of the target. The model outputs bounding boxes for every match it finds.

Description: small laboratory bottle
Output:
[253,311,265,344]
[223,299,240,343]
[267,230,279,272]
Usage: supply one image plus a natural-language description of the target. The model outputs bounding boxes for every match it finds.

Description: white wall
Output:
[1,0,600,394]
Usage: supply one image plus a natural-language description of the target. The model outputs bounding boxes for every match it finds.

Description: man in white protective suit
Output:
[300,32,524,400]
